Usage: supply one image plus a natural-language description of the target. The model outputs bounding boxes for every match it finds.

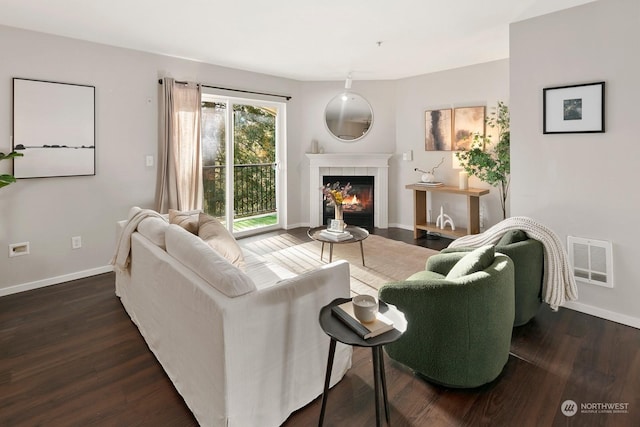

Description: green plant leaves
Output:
[0,151,24,161]
[0,174,17,188]
[0,151,23,189]
[455,101,510,218]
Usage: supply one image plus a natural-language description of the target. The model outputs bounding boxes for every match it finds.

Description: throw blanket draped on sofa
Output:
[448,216,578,310]
[111,208,168,271]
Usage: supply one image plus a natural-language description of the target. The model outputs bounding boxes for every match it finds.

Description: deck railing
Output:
[202,163,276,218]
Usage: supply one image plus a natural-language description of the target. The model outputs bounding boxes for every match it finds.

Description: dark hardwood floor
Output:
[1,228,638,426]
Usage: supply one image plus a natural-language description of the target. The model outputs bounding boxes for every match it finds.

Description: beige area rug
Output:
[240,233,439,297]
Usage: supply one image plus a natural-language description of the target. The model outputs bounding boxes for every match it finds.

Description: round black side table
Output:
[318,297,407,427]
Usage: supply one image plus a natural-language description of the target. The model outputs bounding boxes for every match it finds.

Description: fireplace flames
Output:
[342,193,370,212]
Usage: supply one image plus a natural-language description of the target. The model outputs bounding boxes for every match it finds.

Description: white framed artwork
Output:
[543,81,605,134]
[12,78,95,178]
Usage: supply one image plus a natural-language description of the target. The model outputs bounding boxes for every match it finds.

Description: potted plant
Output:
[0,151,24,189]
[455,101,510,219]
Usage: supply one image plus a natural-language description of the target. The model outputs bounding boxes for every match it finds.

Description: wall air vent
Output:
[567,236,613,288]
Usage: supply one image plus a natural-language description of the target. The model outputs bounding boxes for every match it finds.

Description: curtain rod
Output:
[158,79,291,101]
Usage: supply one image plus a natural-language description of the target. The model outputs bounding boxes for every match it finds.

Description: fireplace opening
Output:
[323,175,374,231]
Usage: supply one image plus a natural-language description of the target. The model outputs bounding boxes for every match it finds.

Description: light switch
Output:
[146,155,154,167]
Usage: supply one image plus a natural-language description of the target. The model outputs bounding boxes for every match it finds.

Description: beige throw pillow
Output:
[198,213,245,269]
[169,209,199,234]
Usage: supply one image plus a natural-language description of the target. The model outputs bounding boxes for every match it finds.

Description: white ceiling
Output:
[0,0,595,81]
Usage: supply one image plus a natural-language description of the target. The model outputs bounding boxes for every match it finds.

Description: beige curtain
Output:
[156,77,203,213]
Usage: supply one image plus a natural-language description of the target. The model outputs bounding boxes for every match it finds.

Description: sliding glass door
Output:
[201,94,284,236]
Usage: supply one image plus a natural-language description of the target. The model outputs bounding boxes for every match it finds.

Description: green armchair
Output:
[441,230,544,326]
[379,246,515,388]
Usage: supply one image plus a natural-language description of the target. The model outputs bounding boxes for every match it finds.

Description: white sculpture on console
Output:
[415,156,444,183]
[435,206,455,231]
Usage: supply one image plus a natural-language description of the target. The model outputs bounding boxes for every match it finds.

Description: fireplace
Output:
[306,153,391,228]
[323,175,374,230]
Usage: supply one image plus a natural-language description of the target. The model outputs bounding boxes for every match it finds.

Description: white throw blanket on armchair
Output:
[448,216,578,311]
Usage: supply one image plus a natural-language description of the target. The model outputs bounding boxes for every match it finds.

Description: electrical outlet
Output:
[9,242,30,257]
[72,236,82,249]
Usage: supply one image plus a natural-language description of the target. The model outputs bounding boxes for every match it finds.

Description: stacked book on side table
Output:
[318,229,353,241]
[331,300,394,339]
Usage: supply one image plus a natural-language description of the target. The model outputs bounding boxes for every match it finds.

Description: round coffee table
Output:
[318,297,407,427]
[307,225,369,266]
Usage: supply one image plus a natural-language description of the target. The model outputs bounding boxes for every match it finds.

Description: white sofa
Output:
[114,212,352,427]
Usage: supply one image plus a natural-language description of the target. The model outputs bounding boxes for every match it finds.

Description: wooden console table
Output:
[405,184,490,239]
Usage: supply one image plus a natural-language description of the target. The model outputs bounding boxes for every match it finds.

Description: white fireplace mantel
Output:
[307,153,393,228]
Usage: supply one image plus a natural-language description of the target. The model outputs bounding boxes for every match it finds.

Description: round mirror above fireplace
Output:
[325,92,373,142]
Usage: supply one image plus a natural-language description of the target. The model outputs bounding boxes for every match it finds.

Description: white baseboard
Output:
[388,222,413,231]
[0,265,114,298]
[285,222,309,230]
[564,301,640,330]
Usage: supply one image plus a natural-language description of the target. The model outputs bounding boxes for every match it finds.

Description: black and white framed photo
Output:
[12,78,96,178]
[543,81,605,134]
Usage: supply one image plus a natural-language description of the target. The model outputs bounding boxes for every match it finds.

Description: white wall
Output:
[510,0,640,326]
[291,81,396,228]
[393,60,510,230]
[0,25,302,294]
